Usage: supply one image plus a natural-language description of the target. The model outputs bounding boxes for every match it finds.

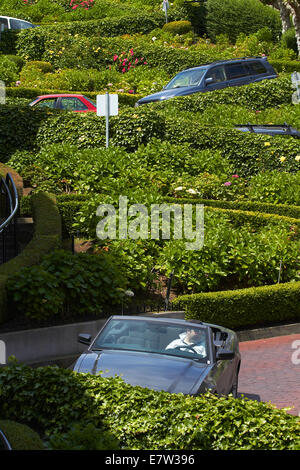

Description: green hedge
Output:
[6,86,141,107]
[54,193,300,238]
[165,197,300,220]
[0,105,166,161]
[205,0,281,42]
[0,420,44,450]
[172,281,300,330]
[269,59,300,73]
[0,192,62,324]
[0,361,299,450]
[156,75,293,113]
[14,13,168,59]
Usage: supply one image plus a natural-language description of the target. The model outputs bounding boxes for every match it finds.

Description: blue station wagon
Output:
[136,57,277,106]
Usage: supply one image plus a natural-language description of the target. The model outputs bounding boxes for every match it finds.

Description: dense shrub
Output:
[0,420,44,450]
[7,249,127,321]
[205,0,281,42]
[0,361,299,450]
[281,28,298,55]
[162,20,193,35]
[0,55,19,86]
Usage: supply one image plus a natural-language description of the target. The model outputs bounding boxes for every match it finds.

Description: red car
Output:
[29,94,96,112]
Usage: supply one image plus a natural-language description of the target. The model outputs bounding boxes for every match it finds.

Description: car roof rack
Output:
[234,122,300,137]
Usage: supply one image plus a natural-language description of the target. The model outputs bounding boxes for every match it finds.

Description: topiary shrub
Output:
[0,420,44,450]
[162,20,193,35]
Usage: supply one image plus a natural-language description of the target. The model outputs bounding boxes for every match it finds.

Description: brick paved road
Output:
[238,333,300,416]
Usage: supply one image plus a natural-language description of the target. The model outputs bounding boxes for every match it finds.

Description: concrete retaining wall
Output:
[0,311,185,366]
[1,311,299,367]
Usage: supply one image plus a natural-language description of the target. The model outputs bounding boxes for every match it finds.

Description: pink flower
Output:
[231,174,239,178]
[224,182,232,186]
[143,61,147,65]
[129,49,134,56]
[122,68,126,73]
[135,58,139,64]
[113,54,118,61]
[128,90,134,94]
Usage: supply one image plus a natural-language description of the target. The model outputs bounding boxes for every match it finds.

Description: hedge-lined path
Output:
[238,333,300,416]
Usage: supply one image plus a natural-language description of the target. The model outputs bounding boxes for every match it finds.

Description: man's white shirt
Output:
[166,333,206,357]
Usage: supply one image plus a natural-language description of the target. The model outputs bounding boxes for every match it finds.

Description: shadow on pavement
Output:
[237,392,261,401]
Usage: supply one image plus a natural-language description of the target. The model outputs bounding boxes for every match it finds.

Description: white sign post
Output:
[97,93,118,148]
[291,71,300,105]
[162,0,169,24]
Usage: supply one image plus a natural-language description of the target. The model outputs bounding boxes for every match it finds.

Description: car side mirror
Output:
[78,333,92,345]
[216,349,235,360]
[205,77,214,85]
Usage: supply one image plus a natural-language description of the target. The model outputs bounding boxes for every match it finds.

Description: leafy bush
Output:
[281,28,298,55]
[0,361,299,450]
[0,420,45,450]
[7,249,127,321]
[206,0,281,42]
[248,171,300,205]
[46,422,120,450]
[0,55,19,86]
[7,264,65,320]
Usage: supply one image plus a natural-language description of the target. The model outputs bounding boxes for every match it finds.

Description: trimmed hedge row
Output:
[0,12,169,55]
[163,123,300,176]
[0,192,62,324]
[23,192,300,239]
[6,86,142,107]
[165,197,300,220]
[156,75,293,113]
[172,280,300,330]
[0,361,299,450]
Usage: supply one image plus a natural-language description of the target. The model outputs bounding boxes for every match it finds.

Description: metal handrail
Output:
[0,173,19,233]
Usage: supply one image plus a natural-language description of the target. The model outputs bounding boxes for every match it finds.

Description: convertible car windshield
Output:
[92,318,210,362]
[164,67,208,89]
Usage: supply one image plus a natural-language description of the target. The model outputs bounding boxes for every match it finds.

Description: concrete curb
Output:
[0,311,299,366]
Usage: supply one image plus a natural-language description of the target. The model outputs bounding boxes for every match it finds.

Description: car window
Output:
[205,65,226,83]
[92,319,210,362]
[60,97,88,111]
[225,63,249,80]
[10,19,33,30]
[165,67,208,89]
[83,96,96,107]
[34,98,56,109]
[0,18,8,31]
[245,61,267,75]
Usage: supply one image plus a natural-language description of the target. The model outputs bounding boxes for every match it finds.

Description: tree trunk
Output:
[284,1,300,56]
[276,0,292,32]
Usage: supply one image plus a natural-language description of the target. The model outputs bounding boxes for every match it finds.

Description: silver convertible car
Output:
[73,316,241,397]
[74,315,241,397]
